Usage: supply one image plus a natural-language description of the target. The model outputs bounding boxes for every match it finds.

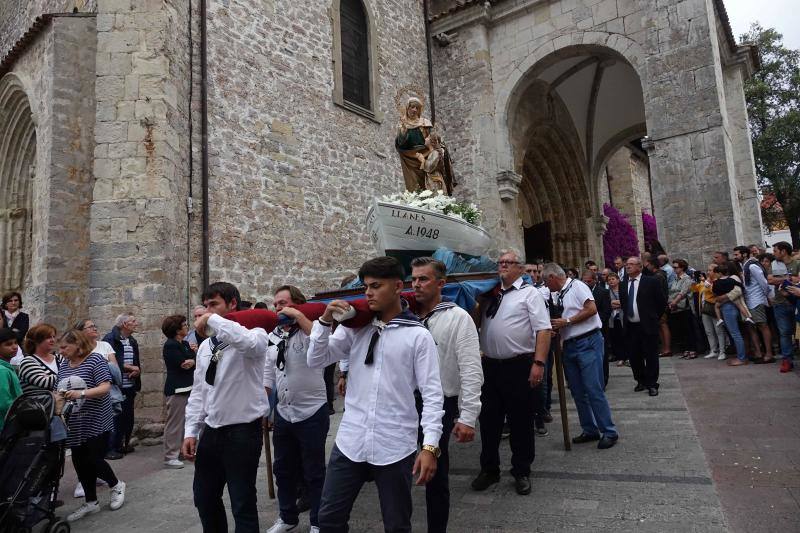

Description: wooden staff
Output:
[263,421,275,499]
[553,334,571,451]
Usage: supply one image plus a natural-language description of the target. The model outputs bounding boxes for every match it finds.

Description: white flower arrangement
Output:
[380,190,483,225]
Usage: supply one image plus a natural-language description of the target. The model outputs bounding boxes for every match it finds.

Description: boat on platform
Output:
[366,200,492,266]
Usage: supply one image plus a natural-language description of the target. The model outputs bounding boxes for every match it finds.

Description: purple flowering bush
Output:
[603,203,640,267]
[642,212,658,250]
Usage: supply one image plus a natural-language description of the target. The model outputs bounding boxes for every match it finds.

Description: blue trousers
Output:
[318,445,415,533]
[193,419,262,533]
[562,330,618,438]
[720,302,747,361]
[273,403,329,527]
[773,303,796,361]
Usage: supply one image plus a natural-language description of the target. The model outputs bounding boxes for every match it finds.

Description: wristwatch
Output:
[565,317,571,324]
[421,444,441,458]
[533,359,546,368]
[80,390,86,399]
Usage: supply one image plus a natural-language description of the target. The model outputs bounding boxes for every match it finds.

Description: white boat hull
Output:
[366,201,492,257]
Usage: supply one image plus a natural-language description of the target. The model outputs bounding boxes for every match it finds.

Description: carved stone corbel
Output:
[496,170,522,201]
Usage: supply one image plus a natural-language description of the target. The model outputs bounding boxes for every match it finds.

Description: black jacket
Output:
[162,338,196,396]
[103,326,141,392]
[5,312,30,344]
[620,274,667,335]
[590,283,612,326]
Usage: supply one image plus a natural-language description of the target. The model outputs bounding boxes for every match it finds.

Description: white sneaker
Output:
[67,501,100,522]
[164,459,185,469]
[266,518,299,533]
[73,483,85,498]
[717,353,726,361]
[715,319,724,327]
[109,480,126,510]
[310,527,320,533]
[704,351,718,359]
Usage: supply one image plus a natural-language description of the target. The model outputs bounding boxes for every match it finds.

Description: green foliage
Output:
[442,202,481,225]
[742,24,800,246]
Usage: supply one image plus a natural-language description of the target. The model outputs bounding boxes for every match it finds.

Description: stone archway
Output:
[0,74,36,292]
[505,44,648,267]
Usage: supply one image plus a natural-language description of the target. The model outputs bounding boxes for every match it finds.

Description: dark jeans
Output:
[318,445,415,533]
[479,355,534,477]
[193,419,262,533]
[544,348,554,413]
[71,431,119,502]
[112,388,136,451]
[626,323,660,388]
[416,395,458,533]
[601,326,610,387]
[273,404,330,527]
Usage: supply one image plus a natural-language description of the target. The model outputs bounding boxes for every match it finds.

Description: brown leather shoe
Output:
[727,359,749,366]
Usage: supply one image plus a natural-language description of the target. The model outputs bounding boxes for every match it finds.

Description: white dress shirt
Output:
[307,311,444,465]
[626,275,642,323]
[558,280,603,340]
[263,327,327,424]
[480,276,552,358]
[420,302,483,429]
[184,314,270,439]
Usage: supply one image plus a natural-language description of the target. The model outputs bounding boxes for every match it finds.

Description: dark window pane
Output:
[340,0,370,109]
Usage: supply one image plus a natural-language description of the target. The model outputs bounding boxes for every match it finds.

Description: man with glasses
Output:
[472,249,551,496]
[183,282,270,532]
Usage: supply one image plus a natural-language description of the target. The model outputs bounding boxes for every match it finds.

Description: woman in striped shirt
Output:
[57,329,127,522]
[18,323,60,393]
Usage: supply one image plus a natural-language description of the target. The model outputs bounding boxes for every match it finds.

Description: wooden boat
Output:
[366,200,492,263]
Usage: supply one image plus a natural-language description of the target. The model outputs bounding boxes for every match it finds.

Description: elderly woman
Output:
[606,272,628,367]
[160,314,195,469]
[57,329,126,522]
[668,259,697,358]
[18,324,60,393]
[2,291,30,344]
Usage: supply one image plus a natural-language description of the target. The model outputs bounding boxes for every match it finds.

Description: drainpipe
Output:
[423,0,436,124]
[186,0,194,312]
[200,0,210,289]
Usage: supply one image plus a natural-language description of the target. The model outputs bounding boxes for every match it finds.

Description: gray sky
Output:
[724,0,800,49]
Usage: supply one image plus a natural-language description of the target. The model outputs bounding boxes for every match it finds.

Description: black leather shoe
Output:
[514,475,531,495]
[572,433,601,444]
[471,471,500,491]
[597,435,619,449]
[634,383,645,392]
[648,387,659,396]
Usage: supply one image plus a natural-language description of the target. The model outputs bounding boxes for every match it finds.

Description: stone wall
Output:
[204,0,430,300]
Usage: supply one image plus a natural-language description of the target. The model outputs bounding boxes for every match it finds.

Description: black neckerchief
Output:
[484,280,530,319]
[418,299,457,329]
[365,309,424,365]
[204,336,229,386]
[556,279,575,309]
[269,326,300,371]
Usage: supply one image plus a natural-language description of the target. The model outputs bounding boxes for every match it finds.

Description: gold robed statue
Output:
[395,96,455,194]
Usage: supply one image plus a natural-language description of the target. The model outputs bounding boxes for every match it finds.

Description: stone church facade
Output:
[0,0,761,419]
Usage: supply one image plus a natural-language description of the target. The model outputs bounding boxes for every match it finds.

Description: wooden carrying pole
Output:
[553,336,571,451]
[263,423,275,499]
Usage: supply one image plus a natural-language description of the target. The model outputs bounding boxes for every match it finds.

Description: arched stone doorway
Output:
[0,74,35,293]
[506,44,647,267]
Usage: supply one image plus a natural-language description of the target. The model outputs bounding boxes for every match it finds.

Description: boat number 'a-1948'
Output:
[405,225,439,239]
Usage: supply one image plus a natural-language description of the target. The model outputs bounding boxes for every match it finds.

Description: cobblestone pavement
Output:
[52,358,794,532]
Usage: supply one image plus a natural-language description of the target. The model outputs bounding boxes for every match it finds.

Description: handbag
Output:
[701,301,716,317]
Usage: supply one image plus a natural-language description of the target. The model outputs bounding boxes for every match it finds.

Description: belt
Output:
[482,353,532,364]
[563,328,601,343]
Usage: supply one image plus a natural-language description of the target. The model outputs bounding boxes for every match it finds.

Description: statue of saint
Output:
[395,97,454,194]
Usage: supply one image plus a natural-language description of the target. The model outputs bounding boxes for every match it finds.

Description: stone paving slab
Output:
[674,356,800,533]
[54,360,731,532]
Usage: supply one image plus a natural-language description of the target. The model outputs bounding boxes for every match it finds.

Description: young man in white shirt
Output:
[410,257,483,533]
[264,285,329,533]
[544,263,618,449]
[182,282,270,533]
[307,256,444,533]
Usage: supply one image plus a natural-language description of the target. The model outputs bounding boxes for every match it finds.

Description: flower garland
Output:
[380,190,483,225]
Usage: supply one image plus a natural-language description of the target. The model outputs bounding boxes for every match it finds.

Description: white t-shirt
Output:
[92,340,116,361]
[10,345,24,366]
[558,279,603,341]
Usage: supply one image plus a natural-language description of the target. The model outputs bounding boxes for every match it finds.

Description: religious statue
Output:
[394,95,455,194]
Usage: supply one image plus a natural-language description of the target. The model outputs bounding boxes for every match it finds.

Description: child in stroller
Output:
[0,390,70,533]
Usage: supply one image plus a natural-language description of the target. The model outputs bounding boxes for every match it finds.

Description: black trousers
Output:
[668,310,697,352]
[416,395,458,533]
[626,323,660,388]
[71,431,119,502]
[112,389,136,451]
[479,356,534,477]
[324,363,336,407]
[193,419,262,533]
[609,321,628,362]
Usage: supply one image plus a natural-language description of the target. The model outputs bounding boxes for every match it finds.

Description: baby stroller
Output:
[0,390,69,533]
